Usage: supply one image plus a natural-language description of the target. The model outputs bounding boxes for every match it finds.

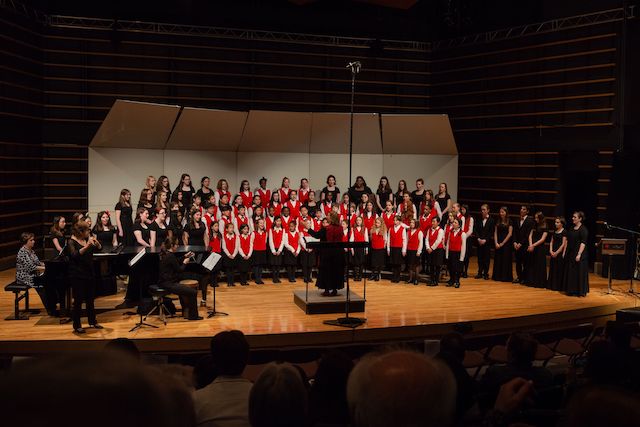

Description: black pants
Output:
[514,246,528,280]
[448,252,462,284]
[164,281,199,319]
[477,242,491,276]
[70,277,97,329]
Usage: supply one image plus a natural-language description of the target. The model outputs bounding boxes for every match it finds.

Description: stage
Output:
[0,267,637,356]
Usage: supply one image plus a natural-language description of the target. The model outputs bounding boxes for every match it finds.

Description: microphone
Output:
[346,61,362,73]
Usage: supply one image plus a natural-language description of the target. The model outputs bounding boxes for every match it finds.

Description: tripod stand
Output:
[322,60,366,329]
[207,274,228,318]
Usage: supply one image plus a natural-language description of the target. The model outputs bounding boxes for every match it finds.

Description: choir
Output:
[27,174,591,329]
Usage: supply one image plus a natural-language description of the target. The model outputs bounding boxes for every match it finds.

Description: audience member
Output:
[480,332,553,409]
[193,330,252,427]
[193,354,218,390]
[309,350,354,426]
[248,362,308,427]
[0,352,195,427]
[347,350,456,427]
[436,333,477,419]
[565,385,640,427]
[103,337,141,362]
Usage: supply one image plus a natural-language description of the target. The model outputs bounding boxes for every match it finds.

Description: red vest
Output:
[428,227,443,249]
[298,216,310,233]
[236,214,249,229]
[278,188,291,203]
[240,191,253,208]
[239,234,252,254]
[298,189,310,204]
[419,215,432,233]
[462,216,472,233]
[407,229,421,251]
[209,234,221,253]
[271,202,282,217]
[389,226,405,248]
[339,203,350,217]
[271,228,284,248]
[256,188,271,208]
[342,229,349,242]
[343,213,356,227]
[266,216,274,231]
[321,202,333,217]
[223,234,237,253]
[281,215,293,229]
[362,213,377,230]
[352,227,366,242]
[253,230,267,251]
[217,189,231,203]
[286,200,301,219]
[220,216,233,232]
[371,232,385,250]
[382,212,395,230]
[448,229,463,252]
[444,224,453,245]
[286,231,300,251]
[312,218,323,231]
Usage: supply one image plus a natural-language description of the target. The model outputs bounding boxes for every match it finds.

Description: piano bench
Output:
[4,281,31,321]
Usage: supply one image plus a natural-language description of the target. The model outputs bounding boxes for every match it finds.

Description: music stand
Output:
[600,238,627,295]
[128,248,158,332]
[605,223,640,293]
[202,252,228,318]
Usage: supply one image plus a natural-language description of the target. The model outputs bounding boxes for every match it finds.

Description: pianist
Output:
[15,232,51,314]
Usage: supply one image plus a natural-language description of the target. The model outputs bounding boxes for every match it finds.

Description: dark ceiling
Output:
[23,0,624,41]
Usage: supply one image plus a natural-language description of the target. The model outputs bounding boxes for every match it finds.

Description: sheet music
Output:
[128,248,146,267]
[202,252,222,271]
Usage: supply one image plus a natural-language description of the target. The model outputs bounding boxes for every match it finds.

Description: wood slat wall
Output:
[0,10,44,269]
[0,5,625,270]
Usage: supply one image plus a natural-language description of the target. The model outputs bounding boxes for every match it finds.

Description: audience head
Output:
[193,354,218,390]
[249,362,308,427]
[104,338,141,362]
[0,352,195,427]
[347,350,456,427]
[565,385,640,427]
[506,332,537,369]
[209,330,249,376]
[584,339,627,386]
[439,332,466,362]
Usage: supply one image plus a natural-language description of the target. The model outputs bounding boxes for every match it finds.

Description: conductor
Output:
[304,211,345,296]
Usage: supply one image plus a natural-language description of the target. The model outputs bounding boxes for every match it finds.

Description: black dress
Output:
[492,222,513,282]
[528,228,548,288]
[376,189,393,212]
[564,225,589,296]
[149,221,169,245]
[307,225,345,291]
[436,194,450,226]
[66,239,97,329]
[183,221,206,247]
[94,227,116,247]
[547,229,566,291]
[115,202,134,246]
[125,223,156,303]
[321,186,340,202]
[181,186,195,210]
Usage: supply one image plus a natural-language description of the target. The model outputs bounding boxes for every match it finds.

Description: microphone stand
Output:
[324,60,366,329]
[606,223,640,294]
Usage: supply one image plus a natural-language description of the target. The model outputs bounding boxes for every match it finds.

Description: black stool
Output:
[143,285,174,325]
[4,281,40,320]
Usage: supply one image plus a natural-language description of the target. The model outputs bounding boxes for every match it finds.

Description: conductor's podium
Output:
[293,289,365,315]
[294,240,367,315]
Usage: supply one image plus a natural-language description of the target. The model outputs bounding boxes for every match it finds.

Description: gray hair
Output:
[249,362,308,427]
[347,350,456,427]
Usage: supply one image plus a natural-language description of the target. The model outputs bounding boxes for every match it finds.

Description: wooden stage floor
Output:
[1,266,637,355]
